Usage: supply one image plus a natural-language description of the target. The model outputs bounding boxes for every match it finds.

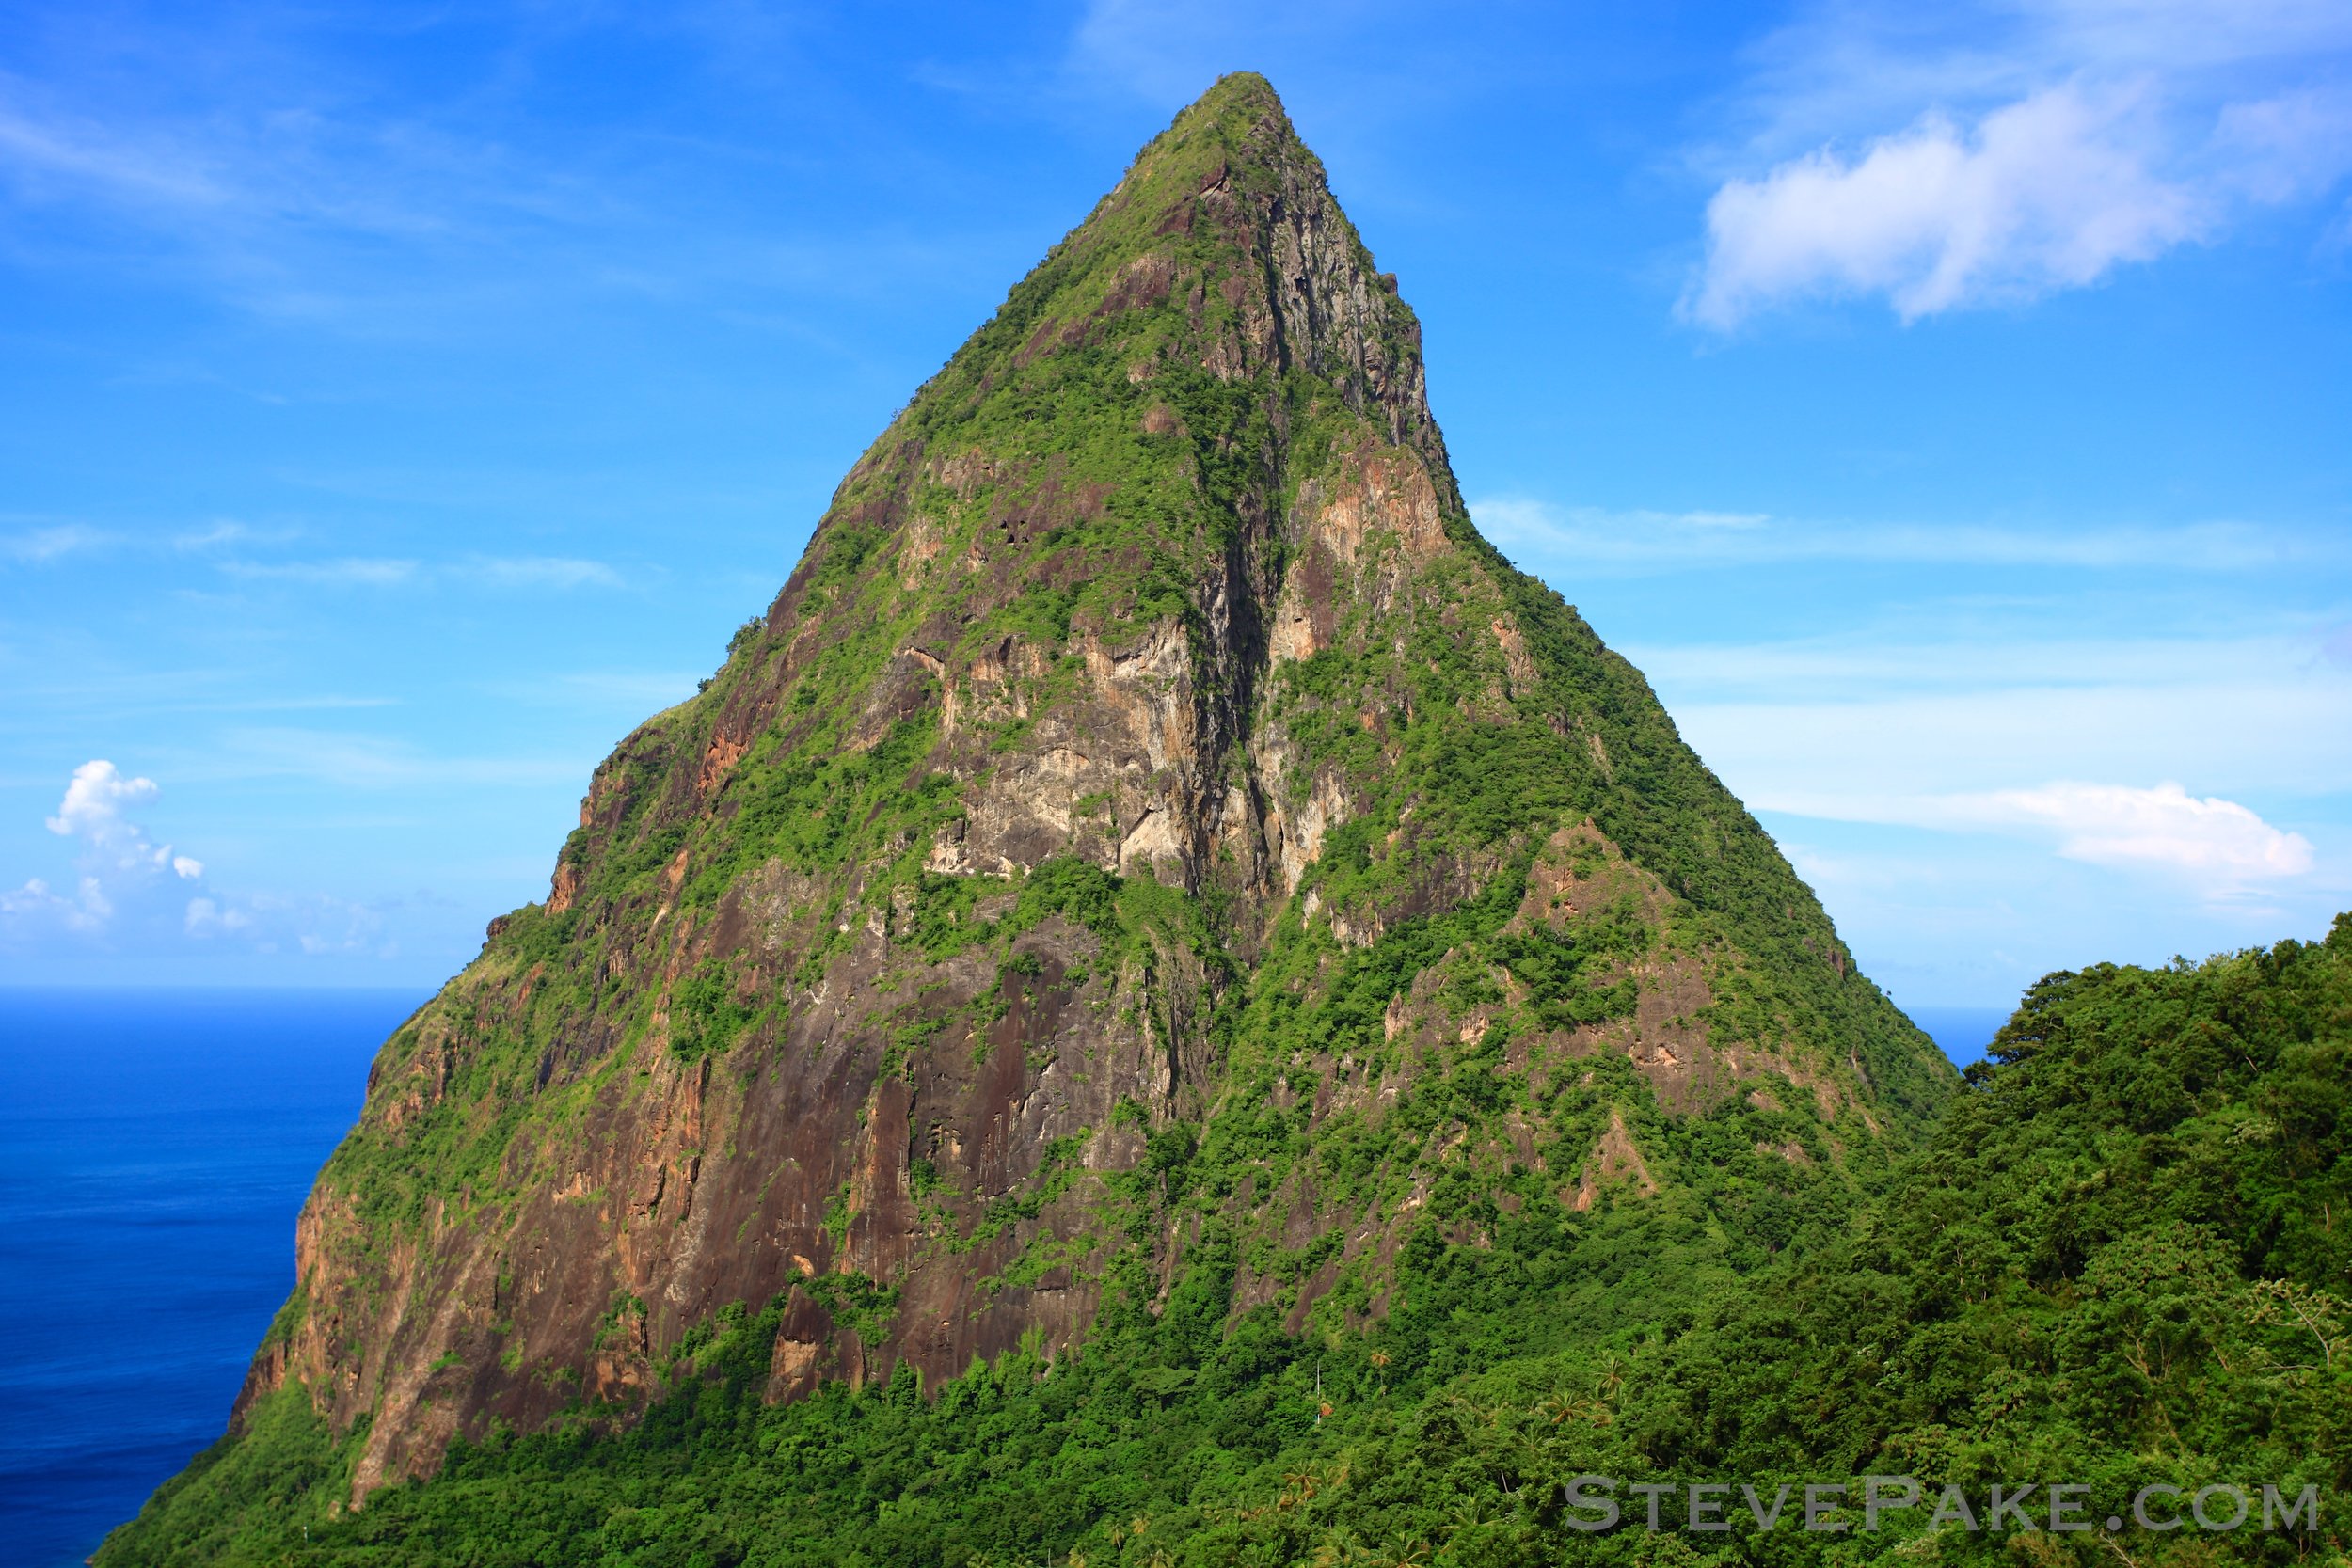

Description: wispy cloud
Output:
[485,670,706,708]
[462,555,626,590]
[0,96,231,209]
[1621,629,2336,696]
[213,553,627,590]
[0,45,592,240]
[2,522,108,562]
[1470,496,2325,574]
[0,11,661,334]
[173,519,298,551]
[2,515,630,592]
[215,727,588,790]
[1684,677,2352,804]
[1689,0,2352,325]
[0,10,980,333]
[185,888,386,955]
[221,556,421,587]
[1070,0,1407,105]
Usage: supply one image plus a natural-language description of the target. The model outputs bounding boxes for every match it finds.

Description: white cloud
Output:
[183,889,380,952]
[3,759,393,957]
[1971,780,2314,877]
[0,874,110,932]
[6,760,202,941]
[1692,0,2352,325]
[1758,779,2315,891]
[45,759,201,879]
[1692,84,2203,325]
[183,895,249,936]
[43,760,204,879]
[46,758,158,840]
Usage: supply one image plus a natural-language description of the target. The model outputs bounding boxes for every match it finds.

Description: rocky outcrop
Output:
[227,73,1954,1502]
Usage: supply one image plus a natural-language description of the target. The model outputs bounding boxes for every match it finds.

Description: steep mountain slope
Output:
[157,71,1950,1520]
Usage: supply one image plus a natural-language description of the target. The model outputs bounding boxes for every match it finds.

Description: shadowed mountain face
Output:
[231,73,1953,1501]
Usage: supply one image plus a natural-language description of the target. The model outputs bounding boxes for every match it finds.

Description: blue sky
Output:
[2,0,2347,1006]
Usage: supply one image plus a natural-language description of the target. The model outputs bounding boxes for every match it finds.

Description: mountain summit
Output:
[215,74,1952,1502]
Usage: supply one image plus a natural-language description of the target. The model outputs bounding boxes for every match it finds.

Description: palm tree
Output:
[1446,1392,1505,1429]
[1309,1529,1365,1566]
[1595,1353,1627,1405]
[1444,1497,1495,1537]
[1536,1382,1613,1426]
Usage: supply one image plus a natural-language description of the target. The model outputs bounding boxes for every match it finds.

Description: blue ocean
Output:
[0,988,2007,1564]
[1907,1006,2010,1067]
[0,989,429,1568]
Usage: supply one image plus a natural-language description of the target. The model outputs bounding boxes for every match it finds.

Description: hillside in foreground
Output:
[105,918,2349,1562]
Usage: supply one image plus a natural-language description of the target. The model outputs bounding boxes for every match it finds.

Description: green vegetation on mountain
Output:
[102,919,2351,1565]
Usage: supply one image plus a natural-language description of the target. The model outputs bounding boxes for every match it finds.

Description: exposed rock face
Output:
[232,73,1954,1501]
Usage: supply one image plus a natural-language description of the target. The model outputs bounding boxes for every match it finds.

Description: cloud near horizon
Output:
[1,759,390,958]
